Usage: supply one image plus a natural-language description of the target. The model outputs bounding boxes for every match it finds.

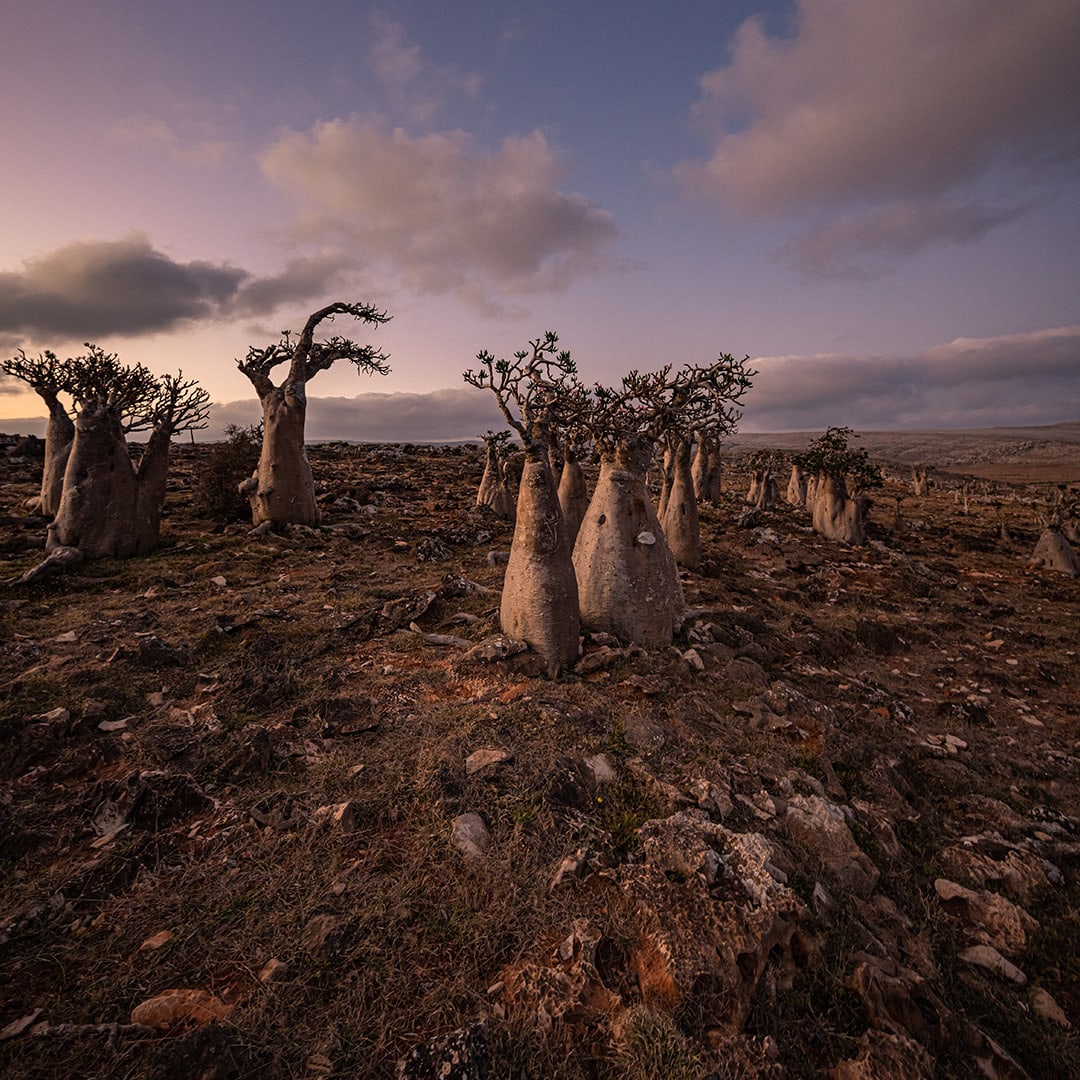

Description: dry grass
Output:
[1,436,1078,1077]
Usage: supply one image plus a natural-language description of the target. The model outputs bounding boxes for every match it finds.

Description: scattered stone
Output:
[139,930,175,952]
[549,848,588,892]
[301,914,344,955]
[465,748,513,776]
[396,1020,488,1079]
[958,945,1027,985]
[130,988,233,1029]
[451,813,490,860]
[458,635,528,665]
[313,802,360,833]
[784,794,880,897]
[583,753,617,785]
[934,879,1038,956]
[1029,986,1071,1028]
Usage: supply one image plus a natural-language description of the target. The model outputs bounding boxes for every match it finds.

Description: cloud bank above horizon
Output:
[4,327,1075,441]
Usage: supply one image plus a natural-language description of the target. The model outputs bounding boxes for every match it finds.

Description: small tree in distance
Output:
[238,301,390,528]
[793,426,882,545]
[1,349,75,516]
[476,429,516,521]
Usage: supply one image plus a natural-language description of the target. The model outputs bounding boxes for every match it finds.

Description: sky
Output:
[1,0,1078,440]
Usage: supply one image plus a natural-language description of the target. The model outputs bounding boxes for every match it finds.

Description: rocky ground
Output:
[0,430,1077,1079]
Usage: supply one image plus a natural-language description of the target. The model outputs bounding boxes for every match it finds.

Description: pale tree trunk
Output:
[557,445,589,547]
[1030,524,1079,576]
[805,474,818,511]
[656,443,674,520]
[747,470,779,510]
[705,447,723,502]
[252,386,319,527]
[477,444,515,521]
[132,427,174,554]
[786,464,807,507]
[660,438,701,569]
[500,455,580,676]
[691,438,723,504]
[811,472,867,545]
[48,406,140,559]
[574,437,684,646]
[912,467,929,497]
[39,395,75,517]
[691,439,708,502]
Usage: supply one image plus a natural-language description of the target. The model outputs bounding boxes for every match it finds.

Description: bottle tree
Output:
[464,332,582,677]
[238,301,390,527]
[1,349,75,516]
[793,426,882,545]
[574,355,752,645]
[47,345,210,558]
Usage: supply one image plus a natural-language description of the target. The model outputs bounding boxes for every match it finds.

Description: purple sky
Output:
[2,0,1078,439]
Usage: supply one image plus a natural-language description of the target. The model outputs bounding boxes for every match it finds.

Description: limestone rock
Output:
[465,748,513,776]
[451,813,490,860]
[831,1029,934,1079]
[1029,986,1071,1028]
[784,794,880,897]
[958,945,1027,985]
[397,1021,488,1079]
[611,812,807,1028]
[934,879,1038,956]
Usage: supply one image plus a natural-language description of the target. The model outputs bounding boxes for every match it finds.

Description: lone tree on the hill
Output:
[464,332,582,677]
[238,301,390,527]
[47,345,210,559]
[1,349,75,516]
[575,356,752,645]
[793,426,881,545]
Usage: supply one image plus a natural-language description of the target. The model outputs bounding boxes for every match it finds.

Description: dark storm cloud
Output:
[0,235,362,344]
[0,234,248,338]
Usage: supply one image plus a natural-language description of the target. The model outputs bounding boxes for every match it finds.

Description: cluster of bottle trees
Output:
[464,332,754,676]
[1,345,210,559]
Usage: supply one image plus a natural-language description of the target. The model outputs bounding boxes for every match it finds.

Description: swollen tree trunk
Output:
[660,438,701,570]
[691,439,708,502]
[574,437,684,646]
[1030,523,1079,577]
[747,469,779,510]
[132,426,174,554]
[557,445,589,547]
[477,444,515,521]
[691,437,723,504]
[811,472,866,545]
[252,386,319,527]
[48,406,140,559]
[912,467,929,497]
[656,444,674,520]
[501,455,580,676]
[786,464,807,507]
[40,396,75,517]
